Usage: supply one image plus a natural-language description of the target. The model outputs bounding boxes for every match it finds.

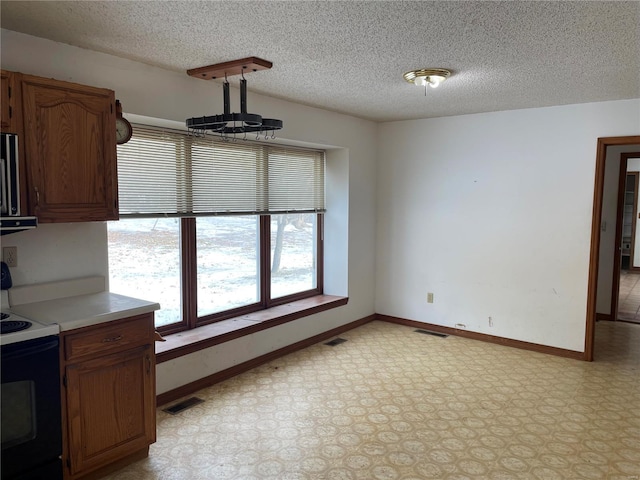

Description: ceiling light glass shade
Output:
[414,76,427,87]
[403,68,451,89]
[428,75,446,88]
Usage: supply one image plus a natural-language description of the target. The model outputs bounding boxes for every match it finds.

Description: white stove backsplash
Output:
[1,290,10,310]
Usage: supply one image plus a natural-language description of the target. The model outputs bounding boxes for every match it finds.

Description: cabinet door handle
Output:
[34,187,40,206]
[145,354,151,375]
[101,335,122,343]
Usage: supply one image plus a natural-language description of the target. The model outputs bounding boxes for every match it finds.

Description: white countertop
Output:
[8,276,160,331]
[11,291,160,331]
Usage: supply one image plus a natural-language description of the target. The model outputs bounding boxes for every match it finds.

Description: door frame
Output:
[586,136,640,361]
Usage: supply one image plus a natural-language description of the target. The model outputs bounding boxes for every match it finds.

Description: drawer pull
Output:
[102,335,123,343]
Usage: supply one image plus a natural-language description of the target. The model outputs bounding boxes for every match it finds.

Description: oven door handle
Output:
[2,337,59,361]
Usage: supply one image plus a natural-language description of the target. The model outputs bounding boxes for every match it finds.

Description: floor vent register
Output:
[414,329,449,338]
[163,397,205,415]
[324,337,348,346]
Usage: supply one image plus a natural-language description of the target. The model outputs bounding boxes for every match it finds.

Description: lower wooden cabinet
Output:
[61,314,156,480]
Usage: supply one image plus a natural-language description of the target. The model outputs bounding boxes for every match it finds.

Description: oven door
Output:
[1,335,62,480]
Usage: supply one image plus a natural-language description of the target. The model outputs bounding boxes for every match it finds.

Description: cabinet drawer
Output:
[64,314,153,362]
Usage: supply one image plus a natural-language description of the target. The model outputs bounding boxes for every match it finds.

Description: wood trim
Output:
[184,217,197,330]
[260,215,271,308]
[377,314,584,360]
[156,314,374,406]
[317,213,325,293]
[156,295,348,363]
[586,136,640,361]
[187,57,272,81]
[586,138,608,361]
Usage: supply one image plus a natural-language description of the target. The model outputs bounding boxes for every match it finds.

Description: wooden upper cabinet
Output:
[2,70,28,210]
[1,70,16,132]
[1,70,23,137]
[20,74,118,222]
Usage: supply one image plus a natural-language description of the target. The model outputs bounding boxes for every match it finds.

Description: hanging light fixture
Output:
[403,68,451,94]
[186,57,283,139]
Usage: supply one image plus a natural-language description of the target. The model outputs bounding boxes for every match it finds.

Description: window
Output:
[108,218,181,328]
[195,215,260,317]
[108,125,325,334]
[270,213,319,299]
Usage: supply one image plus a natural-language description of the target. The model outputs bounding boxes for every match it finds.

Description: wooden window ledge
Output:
[155,295,348,363]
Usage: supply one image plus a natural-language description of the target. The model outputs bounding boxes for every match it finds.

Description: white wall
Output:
[377,100,640,352]
[1,29,378,394]
[0,223,108,285]
[597,145,640,316]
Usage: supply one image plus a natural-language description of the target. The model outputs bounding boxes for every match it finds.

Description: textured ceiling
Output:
[1,1,639,122]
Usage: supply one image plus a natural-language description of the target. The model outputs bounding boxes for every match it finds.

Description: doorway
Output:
[586,136,640,361]
[620,171,638,272]
[617,155,640,324]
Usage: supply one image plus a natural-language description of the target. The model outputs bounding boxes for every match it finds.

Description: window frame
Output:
[113,124,326,335]
[150,212,323,336]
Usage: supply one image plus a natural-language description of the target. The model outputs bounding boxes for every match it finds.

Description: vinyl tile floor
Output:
[103,320,640,480]
[618,271,640,324]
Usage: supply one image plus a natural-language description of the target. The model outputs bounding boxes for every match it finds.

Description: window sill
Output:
[155,295,348,364]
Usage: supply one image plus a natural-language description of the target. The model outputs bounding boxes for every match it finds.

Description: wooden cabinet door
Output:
[65,345,155,476]
[1,70,28,210]
[20,74,118,222]
[1,70,16,132]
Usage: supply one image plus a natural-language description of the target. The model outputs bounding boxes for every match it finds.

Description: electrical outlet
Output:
[427,292,434,303]
[3,246,17,267]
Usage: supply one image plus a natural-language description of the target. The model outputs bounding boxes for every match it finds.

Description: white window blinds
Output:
[117,125,325,217]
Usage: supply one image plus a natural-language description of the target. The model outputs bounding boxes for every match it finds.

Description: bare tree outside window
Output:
[270,213,317,298]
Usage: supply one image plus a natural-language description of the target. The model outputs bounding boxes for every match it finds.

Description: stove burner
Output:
[1,320,32,334]
[0,313,9,320]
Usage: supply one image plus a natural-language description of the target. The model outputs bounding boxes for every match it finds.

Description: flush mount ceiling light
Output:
[403,68,451,94]
[186,57,283,139]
